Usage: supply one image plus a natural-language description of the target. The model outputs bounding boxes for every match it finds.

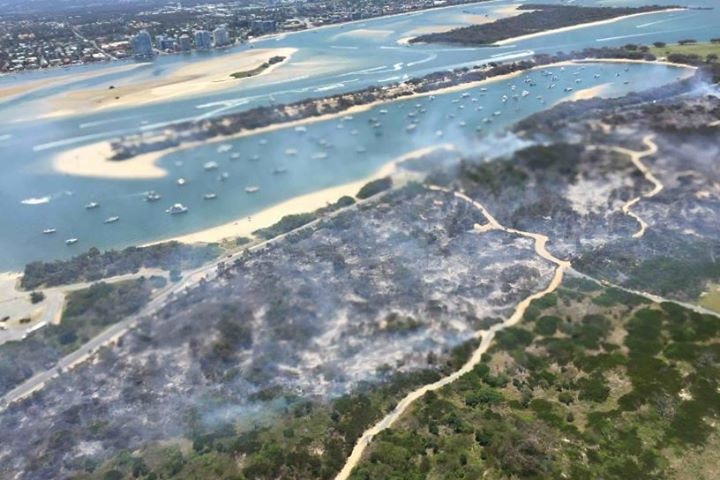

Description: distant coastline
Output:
[410,5,685,46]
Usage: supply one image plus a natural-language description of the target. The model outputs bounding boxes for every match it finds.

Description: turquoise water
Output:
[0,0,715,269]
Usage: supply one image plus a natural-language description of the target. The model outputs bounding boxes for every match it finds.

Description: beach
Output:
[44,48,297,118]
[150,144,455,245]
[494,8,686,46]
[52,57,695,182]
[50,63,537,180]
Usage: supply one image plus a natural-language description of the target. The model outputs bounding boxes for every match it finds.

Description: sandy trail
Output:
[334,185,570,480]
[599,134,662,238]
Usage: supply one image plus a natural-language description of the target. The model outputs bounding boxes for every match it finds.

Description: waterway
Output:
[0,0,715,269]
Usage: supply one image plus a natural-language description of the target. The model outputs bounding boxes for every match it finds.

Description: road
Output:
[71,27,118,61]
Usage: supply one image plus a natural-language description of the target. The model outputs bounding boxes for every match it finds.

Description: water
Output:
[0,0,715,269]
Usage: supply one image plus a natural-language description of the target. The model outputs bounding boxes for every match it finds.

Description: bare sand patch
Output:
[45,48,297,117]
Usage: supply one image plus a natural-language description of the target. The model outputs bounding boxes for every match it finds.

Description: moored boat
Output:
[166,203,189,215]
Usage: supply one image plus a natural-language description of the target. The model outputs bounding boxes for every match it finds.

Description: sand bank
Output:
[53,141,168,179]
[45,48,297,118]
[152,144,454,245]
[0,62,149,103]
[332,28,394,41]
[566,83,612,102]
[53,58,695,181]
[51,65,528,180]
[495,8,686,46]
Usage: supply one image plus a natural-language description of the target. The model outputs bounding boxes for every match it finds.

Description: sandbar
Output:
[495,8,685,46]
[45,48,297,118]
[52,58,695,181]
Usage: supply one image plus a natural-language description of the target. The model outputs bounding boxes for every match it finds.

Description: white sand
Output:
[495,8,685,46]
[152,144,454,245]
[45,48,297,118]
[53,141,168,179]
[566,83,611,102]
[53,57,695,182]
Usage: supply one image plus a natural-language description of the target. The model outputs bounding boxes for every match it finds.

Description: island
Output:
[410,4,681,45]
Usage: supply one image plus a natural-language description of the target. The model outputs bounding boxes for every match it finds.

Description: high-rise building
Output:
[131,30,154,58]
[178,34,192,52]
[251,20,277,35]
[213,25,231,47]
[194,30,212,50]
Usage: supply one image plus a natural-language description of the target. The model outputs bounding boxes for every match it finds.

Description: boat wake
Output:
[21,196,51,205]
[20,190,72,206]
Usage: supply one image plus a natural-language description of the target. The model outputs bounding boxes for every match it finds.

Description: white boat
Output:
[217,144,232,153]
[43,228,57,235]
[230,153,241,160]
[493,111,501,116]
[459,121,467,127]
[251,154,260,161]
[356,147,366,153]
[245,186,260,194]
[85,202,100,210]
[435,130,443,137]
[259,139,268,146]
[219,172,230,181]
[145,191,161,202]
[65,238,79,245]
[204,161,219,171]
[166,203,189,215]
[312,152,328,160]
[104,216,120,224]
[406,124,417,132]
[203,193,218,200]
[285,148,298,156]
[273,167,288,174]
[521,90,530,97]
[295,126,307,133]
[177,178,187,186]
[564,87,574,92]
[379,109,388,115]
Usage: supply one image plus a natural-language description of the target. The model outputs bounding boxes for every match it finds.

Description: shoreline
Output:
[49,63,540,180]
[0,62,151,104]
[494,8,686,46]
[1,1,495,81]
[146,144,455,245]
[51,57,695,181]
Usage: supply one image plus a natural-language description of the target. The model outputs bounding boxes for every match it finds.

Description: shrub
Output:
[356,177,393,199]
